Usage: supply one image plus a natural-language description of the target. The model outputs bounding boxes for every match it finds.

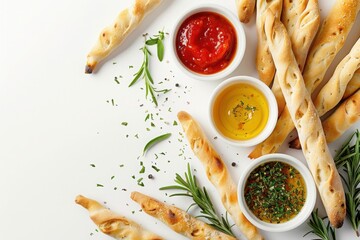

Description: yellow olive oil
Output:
[212,83,269,140]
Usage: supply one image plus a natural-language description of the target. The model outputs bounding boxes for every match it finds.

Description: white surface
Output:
[1,0,359,239]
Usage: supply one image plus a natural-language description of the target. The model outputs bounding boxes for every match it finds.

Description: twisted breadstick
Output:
[75,195,163,240]
[343,68,360,99]
[302,0,360,92]
[178,111,263,240]
[323,90,360,143]
[249,0,360,158]
[256,0,282,86]
[85,0,162,73]
[289,39,360,149]
[236,0,256,23]
[131,191,236,240]
[272,0,320,114]
[264,10,346,228]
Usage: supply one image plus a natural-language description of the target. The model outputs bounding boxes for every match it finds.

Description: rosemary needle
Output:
[304,209,336,240]
[129,34,170,106]
[334,130,360,236]
[160,163,235,237]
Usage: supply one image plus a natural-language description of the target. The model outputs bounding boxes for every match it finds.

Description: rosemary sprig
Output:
[129,36,170,106]
[146,30,165,61]
[304,209,336,240]
[160,163,235,237]
[334,130,360,236]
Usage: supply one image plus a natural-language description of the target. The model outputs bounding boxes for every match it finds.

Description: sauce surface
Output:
[176,12,237,74]
[212,83,269,140]
[245,161,306,223]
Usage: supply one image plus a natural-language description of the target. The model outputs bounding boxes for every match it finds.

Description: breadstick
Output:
[236,0,256,23]
[289,39,360,149]
[75,195,163,240]
[272,0,320,114]
[249,0,360,157]
[130,191,236,240]
[302,0,360,93]
[323,90,360,143]
[263,10,346,228]
[343,69,360,99]
[178,111,263,240]
[256,0,282,86]
[85,0,162,73]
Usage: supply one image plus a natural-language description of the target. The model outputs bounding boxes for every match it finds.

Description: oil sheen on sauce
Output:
[245,161,306,223]
[212,83,269,140]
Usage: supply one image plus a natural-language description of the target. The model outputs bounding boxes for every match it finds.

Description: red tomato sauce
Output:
[176,12,237,74]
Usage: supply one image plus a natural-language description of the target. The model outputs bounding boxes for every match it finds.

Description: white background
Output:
[1,0,360,239]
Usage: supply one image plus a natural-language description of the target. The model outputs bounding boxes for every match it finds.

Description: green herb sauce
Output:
[245,161,306,223]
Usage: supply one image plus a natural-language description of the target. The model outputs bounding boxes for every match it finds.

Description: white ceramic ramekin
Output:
[237,153,317,232]
[170,3,246,81]
[209,76,278,147]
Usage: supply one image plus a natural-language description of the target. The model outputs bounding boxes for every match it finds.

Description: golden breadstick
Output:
[289,39,360,149]
[263,10,345,228]
[256,0,282,86]
[315,38,360,116]
[302,0,360,93]
[75,195,163,240]
[130,191,236,240]
[343,69,360,99]
[323,90,360,143]
[236,0,256,23]
[249,0,360,157]
[85,0,162,73]
[272,0,320,114]
[178,111,263,240]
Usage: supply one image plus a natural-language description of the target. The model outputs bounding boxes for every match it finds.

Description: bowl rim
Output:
[208,75,278,147]
[237,153,317,232]
[170,3,246,81]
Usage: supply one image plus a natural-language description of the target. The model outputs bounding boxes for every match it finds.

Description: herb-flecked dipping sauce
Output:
[244,161,306,223]
[212,83,269,140]
[176,11,237,74]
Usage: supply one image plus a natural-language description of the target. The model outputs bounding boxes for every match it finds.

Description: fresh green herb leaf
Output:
[334,130,360,236]
[146,30,165,61]
[304,209,336,240]
[129,39,170,106]
[143,133,171,155]
[160,163,235,237]
[157,39,164,61]
[145,38,158,45]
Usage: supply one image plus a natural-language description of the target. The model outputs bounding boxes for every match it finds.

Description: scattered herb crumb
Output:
[173,120,178,126]
[90,164,96,167]
[148,174,154,179]
[139,165,145,174]
[111,176,115,180]
[121,122,128,126]
[152,165,160,172]
[96,184,104,187]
